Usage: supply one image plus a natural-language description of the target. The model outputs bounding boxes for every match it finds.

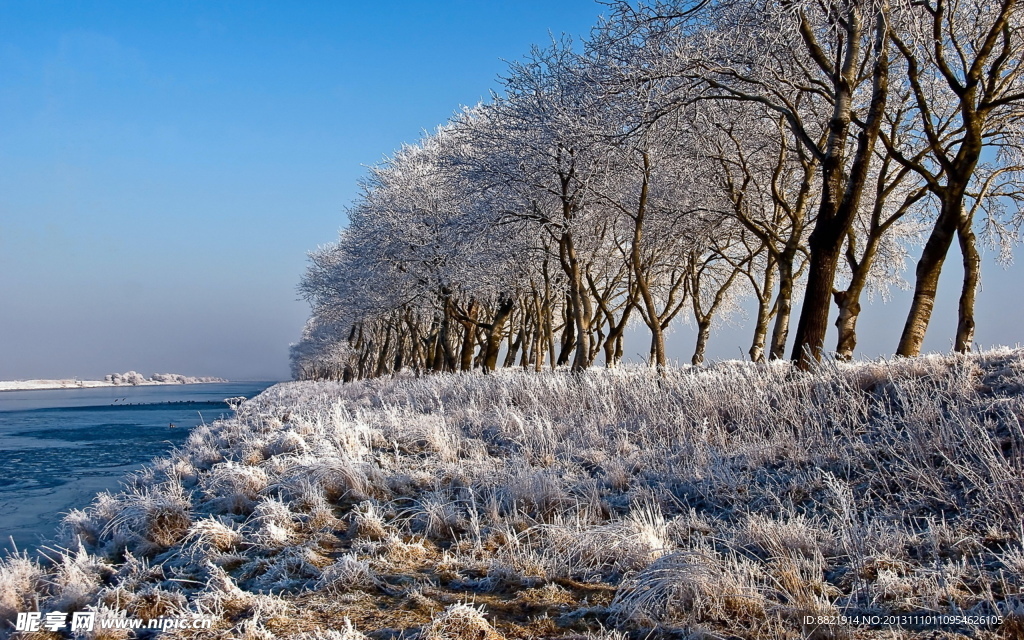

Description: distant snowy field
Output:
[0,379,117,391]
[0,371,226,391]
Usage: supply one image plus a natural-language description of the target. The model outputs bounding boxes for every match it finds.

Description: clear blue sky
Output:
[0,1,1019,381]
[0,0,607,380]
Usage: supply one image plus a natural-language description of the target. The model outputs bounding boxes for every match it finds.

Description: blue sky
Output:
[0,1,605,380]
[0,1,1019,381]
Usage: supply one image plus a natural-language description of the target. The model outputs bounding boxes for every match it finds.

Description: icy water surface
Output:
[0,382,275,554]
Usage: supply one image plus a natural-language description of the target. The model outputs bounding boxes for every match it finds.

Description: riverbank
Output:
[1,351,1022,638]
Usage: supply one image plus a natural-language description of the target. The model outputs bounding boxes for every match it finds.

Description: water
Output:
[0,381,276,554]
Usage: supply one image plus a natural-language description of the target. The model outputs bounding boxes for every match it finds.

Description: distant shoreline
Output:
[0,376,228,392]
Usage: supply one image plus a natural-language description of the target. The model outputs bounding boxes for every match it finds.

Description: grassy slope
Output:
[3,350,1024,639]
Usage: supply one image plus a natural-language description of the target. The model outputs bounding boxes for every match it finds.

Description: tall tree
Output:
[885,0,1024,355]
[677,0,894,367]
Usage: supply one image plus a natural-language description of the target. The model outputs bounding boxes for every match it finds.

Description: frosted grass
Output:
[2,350,1023,638]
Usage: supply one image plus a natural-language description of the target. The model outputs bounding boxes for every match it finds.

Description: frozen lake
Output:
[0,381,275,554]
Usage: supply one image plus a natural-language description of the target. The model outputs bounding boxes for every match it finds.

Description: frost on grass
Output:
[421,602,501,640]
[0,553,42,624]
[3,349,1024,638]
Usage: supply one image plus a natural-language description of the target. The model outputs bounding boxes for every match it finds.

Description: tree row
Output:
[293,0,1024,380]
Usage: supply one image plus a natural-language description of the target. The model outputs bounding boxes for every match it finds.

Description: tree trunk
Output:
[832,290,861,360]
[404,314,424,374]
[504,327,524,368]
[552,199,594,372]
[692,321,711,366]
[640,311,665,369]
[791,7,888,369]
[749,266,775,362]
[792,241,844,366]
[434,308,457,372]
[457,301,478,371]
[649,327,666,369]
[604,298,634,368]
[955,218,980,353]
[896,196,961,356]
[430,329,444,372]
[566,264,593,371]
[360,339,375,379]
[769,257,795,360]
[374,325,392,378]
[557,301,575,366]
[483,296,515,371]
[546,311,557,371]
[589,324,605,364]
[519,320,533,368]
[833,234,881,360]
[394,332,405,373]
[603,335,617,368]
[629,153,665,370]
[532,295,546,371]
[534,322,545,371]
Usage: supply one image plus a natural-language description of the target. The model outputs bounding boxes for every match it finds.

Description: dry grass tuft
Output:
[421,602,503,640]
[43,544,113,611]
[202,462,270,515]
[184,517,244,555]
[295,618,369,639]
[610,549,768,625]
[315,553,375,594]
[0,552,42,626]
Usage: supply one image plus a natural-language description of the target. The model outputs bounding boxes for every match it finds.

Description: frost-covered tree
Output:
[450,41,616,371]
[885,0,1024,355]
[695,104,817,361]
[292,0,1024,380]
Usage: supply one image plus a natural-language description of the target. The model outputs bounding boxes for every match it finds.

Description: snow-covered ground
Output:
[2,351,1022,639]
[0,371,227,391]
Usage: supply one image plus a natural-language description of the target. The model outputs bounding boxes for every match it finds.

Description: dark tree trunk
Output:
[504,327,524,368]
[374,325,392,378]
[792,237,846,366]
[430,330,444,372]
[404,313,423,374]
[519,325,533,368]
[393,332,405,373]
[557,298,575,366]
[455,301,478,371]
[791,7,888,369]
[360,339,375,379]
